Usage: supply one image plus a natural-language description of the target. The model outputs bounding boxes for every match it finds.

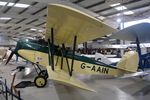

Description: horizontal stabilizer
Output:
[120,71,149,78]
[46,66,95,92]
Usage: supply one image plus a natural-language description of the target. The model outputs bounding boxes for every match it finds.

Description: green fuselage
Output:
[14,40,115,69]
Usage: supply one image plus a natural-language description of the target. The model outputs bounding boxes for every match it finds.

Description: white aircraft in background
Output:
[82,52,120,65]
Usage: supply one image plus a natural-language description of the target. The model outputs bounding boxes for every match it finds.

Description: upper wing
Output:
[110,23,150,43]
[45,4,117,46]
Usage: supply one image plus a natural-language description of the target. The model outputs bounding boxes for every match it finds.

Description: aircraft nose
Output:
[14,40,24,53]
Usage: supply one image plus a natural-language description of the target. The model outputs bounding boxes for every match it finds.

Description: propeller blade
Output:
[5,51,14,65]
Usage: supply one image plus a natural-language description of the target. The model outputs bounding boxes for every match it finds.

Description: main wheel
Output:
[38,70,48,79]
[34,76,47,88]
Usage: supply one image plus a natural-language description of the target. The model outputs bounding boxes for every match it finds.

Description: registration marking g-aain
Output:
[80,63,109,74]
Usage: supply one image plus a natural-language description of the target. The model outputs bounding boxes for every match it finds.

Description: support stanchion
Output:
[11,87,13,100]
[2,82,4,94]
[18,91,21,100]
[0,78,23,100]
[5,79,8,100]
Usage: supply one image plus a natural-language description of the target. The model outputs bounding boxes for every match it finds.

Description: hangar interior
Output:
[0,0,150,100]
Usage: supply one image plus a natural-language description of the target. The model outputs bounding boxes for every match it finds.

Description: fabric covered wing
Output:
[111,23,150,43]
[46,66,95,92]
[45,4,117,46]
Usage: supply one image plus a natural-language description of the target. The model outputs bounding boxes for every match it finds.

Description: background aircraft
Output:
[82,52,120,65]
[111,23,150,70]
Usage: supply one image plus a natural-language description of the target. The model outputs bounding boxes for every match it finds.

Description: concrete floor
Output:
[0,61,150,100]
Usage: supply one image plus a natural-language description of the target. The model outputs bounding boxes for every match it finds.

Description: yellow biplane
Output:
[6,4,139,92]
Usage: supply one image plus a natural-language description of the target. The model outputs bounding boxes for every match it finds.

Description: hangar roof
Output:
[0,0,149,41]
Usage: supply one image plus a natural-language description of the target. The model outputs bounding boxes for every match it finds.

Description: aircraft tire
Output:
[34,76,47,88]
[38,70,48,79]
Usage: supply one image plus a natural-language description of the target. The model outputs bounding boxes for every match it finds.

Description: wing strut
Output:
[136,38,143,70]
[70,36,77,76]
[62,44,71,76]
[48,28,54,71]
[60,47,64,69]
[55,47,61,66]
[60,36,77,76]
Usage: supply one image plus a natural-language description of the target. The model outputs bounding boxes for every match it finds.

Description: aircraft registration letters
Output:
[80,63,109,74]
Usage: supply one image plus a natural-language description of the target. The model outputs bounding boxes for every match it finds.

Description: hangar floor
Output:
[0,62,150,100]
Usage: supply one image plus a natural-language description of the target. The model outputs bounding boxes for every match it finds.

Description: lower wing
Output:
[46,66,95,92]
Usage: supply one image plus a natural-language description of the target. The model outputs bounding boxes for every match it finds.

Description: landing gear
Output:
[34,76,47,88]
[38,70,48,79]
[33,64,49,88]
[34,69,48,88]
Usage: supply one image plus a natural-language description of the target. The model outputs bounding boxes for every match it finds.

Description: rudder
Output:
[116,51,139,73]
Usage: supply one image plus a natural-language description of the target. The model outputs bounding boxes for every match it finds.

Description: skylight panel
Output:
[115,6,127,11]
[7,3,14,6]
[0,1,7,6]
[0,17,11,20]
[97,16,105,20]
[14,3,30,8]
[30,28,37,31]
[123,11,134,15]
[0,2,30,8]
[110,3,120,7]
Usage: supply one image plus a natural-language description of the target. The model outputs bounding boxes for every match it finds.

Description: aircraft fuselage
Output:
[14,40,125,76]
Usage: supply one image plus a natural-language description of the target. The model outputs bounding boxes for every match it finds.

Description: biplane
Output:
[111,23,150,70]
[6,4,139,92]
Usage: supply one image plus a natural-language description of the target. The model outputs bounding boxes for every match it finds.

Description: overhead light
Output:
[7,3,14,6]
[0,2,30,8]
[110,3,120,7]
[30,28,37,31]
[25,39,29,41]
[116,18,121,23]
[38,30,43,32]
[123,11,134,15]
[0,17,11,20]
[117,13,121,16]
[115,6,127,11]
[14,3,30,8]
[0,1,7,6]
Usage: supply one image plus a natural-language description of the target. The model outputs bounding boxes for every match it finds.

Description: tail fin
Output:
[116,51,139,73]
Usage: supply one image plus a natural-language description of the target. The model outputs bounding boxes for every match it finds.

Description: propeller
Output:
[5,50,15,65]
